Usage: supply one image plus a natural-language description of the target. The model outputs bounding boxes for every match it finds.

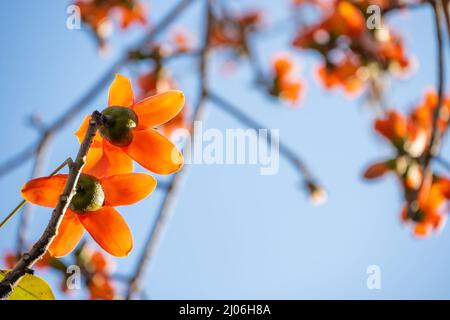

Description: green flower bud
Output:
[99,106,138,147]
[70,174,105,213]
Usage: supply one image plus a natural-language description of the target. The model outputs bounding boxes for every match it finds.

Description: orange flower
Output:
[293,0,365,49]
[21,170,157,257]
[117,1,146,29]
[316,58,364,95]
[410,90,450,136]
[76,74,184,178]
[401,177,450,238]
[76,0,146,30]
[374,110,408,144]
[271,56,304,104]
[374,109,427,157]
[80,247,116,299]
[88,273,115,300]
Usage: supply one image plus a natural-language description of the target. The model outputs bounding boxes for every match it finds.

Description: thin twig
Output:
[125,0,212,300]
[406,0,445,213]
[16,132,53,254]
[0,111,103,300]
[207,91,317,184]
[0,0,195,179]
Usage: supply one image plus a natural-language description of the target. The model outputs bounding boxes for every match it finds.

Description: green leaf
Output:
[0,270,55,300]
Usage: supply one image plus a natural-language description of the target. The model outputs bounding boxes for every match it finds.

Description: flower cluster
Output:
[75,0,147,50]
[20,75,185,257]
[364,91,450,237]
[292,0,413,95]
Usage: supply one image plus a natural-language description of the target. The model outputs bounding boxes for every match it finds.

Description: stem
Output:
[0,111,102,300]
[406,0,446,213]
[0,200,26,229]
[125,0,212,300]
[207,91,316,184]
[1,158,71,230]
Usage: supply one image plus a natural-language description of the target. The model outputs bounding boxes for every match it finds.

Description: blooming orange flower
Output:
[21,170,157,257]
[76,74,184,178]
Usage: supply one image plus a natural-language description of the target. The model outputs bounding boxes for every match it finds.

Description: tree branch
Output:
[406,0,445,214]
[125,0,212,300]
[0,111,103,300]
[207,91,318,186]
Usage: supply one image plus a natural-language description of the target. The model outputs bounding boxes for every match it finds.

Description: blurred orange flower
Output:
[401,177,450,238]
[270,56,303,104]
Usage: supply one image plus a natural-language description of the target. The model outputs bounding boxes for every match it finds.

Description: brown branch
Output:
[0,111,103,300]
[16,132,53,255]
[125,0,212,300]
[0,0,195,179]
[442,0,450,46]
[406,0,445,213]
[207,91,318,186]
[382,0,427,14]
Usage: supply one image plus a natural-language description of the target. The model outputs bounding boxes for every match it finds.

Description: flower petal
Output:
[133,90,185,129]
[83,145,104,174]
[102,173,157,206]
[123,129,183,174]
[75,116,102,147]
[21,174,68,207]
[79,207,133,257]
[108,74,134,107]
[48,209,84,257]
[85,141,133,179]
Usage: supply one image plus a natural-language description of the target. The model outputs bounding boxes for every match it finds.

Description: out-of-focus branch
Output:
[207,91,318,186]
[382,0,427,14]
[125,0,212,300]
[16,133,52,254]
[442,0,450,45]
[0,0,194,179]
[406,0,445,213]
[0,112,103,300]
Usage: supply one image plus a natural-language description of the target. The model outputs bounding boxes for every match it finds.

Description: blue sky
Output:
[1,0,450,299]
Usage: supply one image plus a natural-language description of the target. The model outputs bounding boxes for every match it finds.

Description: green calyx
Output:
[99,106,138,147]
[70,174,105,213]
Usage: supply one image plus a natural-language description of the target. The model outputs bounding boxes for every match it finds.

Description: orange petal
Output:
[133,90,185,129]
[102,173,157,206]
[75,116,102,148]
[78,207,133,257]
[83,145,104,174]
[49,209,84,257]
[21,174,68,208]
[123,129,183,174]
[108,74,134,107]
[85,141,133,179]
